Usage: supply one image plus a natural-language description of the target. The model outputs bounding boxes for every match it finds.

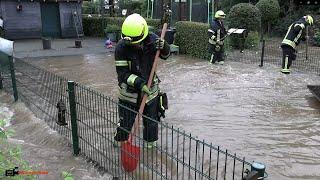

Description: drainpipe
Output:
[147,0,150,18]
[189,0,192,21]
[151,0,154,19]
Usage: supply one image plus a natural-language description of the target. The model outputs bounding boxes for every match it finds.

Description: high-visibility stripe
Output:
[294,29,303,44]
[217,29,221,41]
[284,55,289,69]
[115,60,128,66]
[128,61,131,71]
[210,54,214,63]
[208,29,214,33]
[282,39,296,49]
[118,92,138,103]
[284,24,292,40]
[160,96,165,110]
[209,38,216,45]
[294,23,305,29]
[127,74,138,86]
[146,90,159,104]
[118,85,138,103]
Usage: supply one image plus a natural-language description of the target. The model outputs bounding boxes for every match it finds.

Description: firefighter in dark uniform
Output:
[281,15,313,74]
[114,14,170,148]
[208,10,227,65]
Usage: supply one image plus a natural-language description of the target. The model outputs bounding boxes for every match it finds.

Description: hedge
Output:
[175,21,209,59]
[82,16,161,37]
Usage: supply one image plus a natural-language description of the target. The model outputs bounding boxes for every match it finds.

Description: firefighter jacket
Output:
[115,33,170,104]
[282,18,307,50]
[208,19,227,45]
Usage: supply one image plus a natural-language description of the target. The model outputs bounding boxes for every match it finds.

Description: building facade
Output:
[0,0,84,40]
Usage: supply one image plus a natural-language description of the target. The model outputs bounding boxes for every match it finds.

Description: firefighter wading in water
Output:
[208,10,227,65]
[114,14,170,148]
[281,15,313,74]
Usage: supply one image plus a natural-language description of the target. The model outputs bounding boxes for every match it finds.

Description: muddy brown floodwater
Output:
[24,53,320,180]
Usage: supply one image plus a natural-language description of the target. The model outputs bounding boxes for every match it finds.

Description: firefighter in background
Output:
[208,10,227,65]
[281,15,313,74]
[114,14,170,148]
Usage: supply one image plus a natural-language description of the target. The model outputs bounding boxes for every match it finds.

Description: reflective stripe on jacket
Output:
[115,33,170,104]
[282,19,306,50]
[208,19,227,44]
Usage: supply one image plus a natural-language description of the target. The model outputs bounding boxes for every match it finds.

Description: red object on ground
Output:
[121,141,140,172]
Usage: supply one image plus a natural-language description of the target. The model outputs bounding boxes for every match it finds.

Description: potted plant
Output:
[104,24,121,42]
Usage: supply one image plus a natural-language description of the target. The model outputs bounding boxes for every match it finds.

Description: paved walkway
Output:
[14,38,113,58]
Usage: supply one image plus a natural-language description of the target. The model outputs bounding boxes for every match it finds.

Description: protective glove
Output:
[210,35,216,41]
[141,85,151,95]
[155,38,165,50]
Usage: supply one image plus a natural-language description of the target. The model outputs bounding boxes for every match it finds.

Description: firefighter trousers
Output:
[114,98,160,143]
[209,44,224,63]
[281,45,296,70]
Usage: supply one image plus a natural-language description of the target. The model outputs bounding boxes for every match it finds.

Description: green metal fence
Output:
[0,56,262,179]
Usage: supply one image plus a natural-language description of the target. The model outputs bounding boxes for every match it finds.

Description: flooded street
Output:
[0,92,112,180]
[24,53,320,180]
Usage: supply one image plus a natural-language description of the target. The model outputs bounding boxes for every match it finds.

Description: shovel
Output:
[121,19,169,173]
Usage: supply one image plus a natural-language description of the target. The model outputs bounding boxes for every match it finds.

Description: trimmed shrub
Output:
[227,3,261,32]
[175,21,209,59]
[256,0,280,33]
[82,16,161,37]
[256,0,280,24]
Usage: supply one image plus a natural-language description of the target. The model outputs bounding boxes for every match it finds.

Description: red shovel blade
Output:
[121,141,140,172]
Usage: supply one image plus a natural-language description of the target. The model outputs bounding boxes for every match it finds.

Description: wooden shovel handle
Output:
[128,23,168,142]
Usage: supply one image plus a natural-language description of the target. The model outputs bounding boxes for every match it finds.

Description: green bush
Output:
[256,0,280,24]
[104,24,121,33]
[0,119,34,180]
[175,21,209,59]
[313,29,320,46]
[256,0,280,33]
[228,31,260,49]
[227,3,261,32]
[119,1,144,15]
[82,17,107,37]
[82,16,161,37]
[219,0,259,13]
[271,13,301,36]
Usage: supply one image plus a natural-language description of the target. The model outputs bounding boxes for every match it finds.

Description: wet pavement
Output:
[23,53,320,180]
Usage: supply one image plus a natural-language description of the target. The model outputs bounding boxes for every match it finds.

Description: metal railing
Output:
[0,56,260,179]
[224,37,320,75]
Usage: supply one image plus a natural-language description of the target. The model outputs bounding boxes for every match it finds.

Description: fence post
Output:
[259,40,265,67]
[8,56,18,101]
[0,70,3,90]
[68,81,80,156]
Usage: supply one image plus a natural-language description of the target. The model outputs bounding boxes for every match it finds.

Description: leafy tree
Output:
[256,0,280,34]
